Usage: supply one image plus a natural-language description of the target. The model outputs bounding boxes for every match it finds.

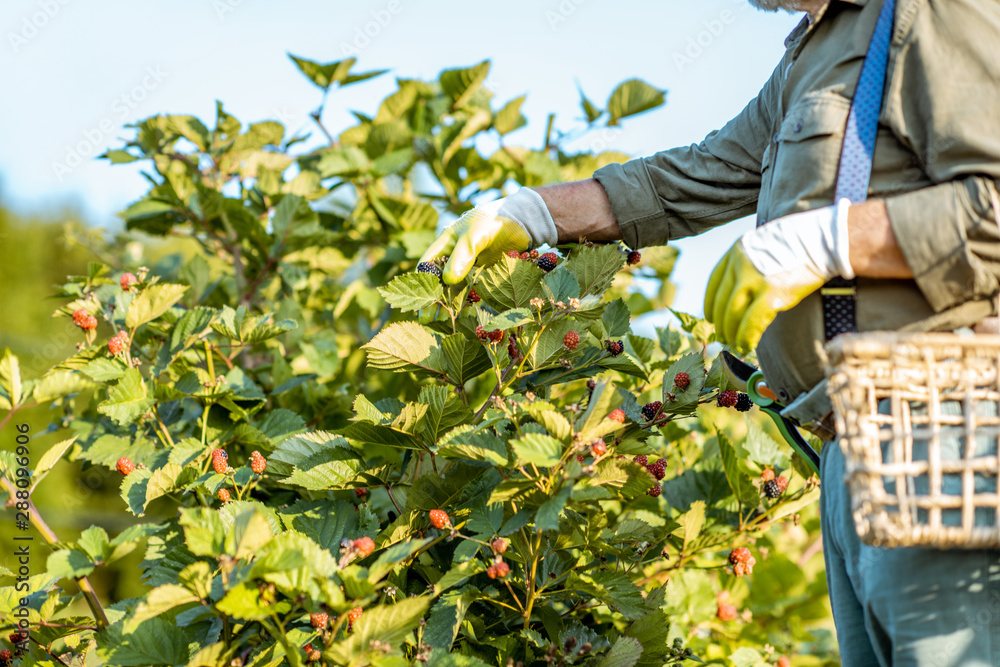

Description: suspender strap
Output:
[822,0,896,340]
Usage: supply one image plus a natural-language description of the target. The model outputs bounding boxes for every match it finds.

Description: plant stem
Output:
[0,476,109,629]
[386,484,403,515]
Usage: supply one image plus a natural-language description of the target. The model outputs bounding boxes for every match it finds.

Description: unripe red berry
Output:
[353,536,375,558]
[250,450,267,474]
[647,484,662,498]
[0,649,11,665]
[307,649,322,663]
[116,457,135,476]
[590,439,607,457]
[348,607,363,623]
[729,547,753,565]
[506,250,520,258]
[647,459,666,480]
[605,339,624,356]
[717,390,739,408]
[82,315,98,331]
[491,538,508,553]
[467,288,481,304]
[310,612,329,629]
[72,308,88,325]
[487,329,504,343]
[608,409,626,423]
[673,372,690,390]
[486,565,497,579]
[717,603,739,621]
[213,455,229,475]
[108,336,126,355]
[494,560,510,578]
[120,272,138,291]
[633,454,648,466]
[218,488,231,502]
[761,468,775,482]
[627,250,641,265]
[777,657,791,667]
[429,509,451,529]
[476,325,488,340]
[355,487,368,498]
[563,331,579,350]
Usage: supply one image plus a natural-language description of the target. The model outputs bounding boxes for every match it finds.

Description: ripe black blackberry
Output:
[627,250,641,265]
[605,339,624,356]
[537,253,558,272]
[416,262,442,278]
[641,401,662,421]
[734,392,753,412]
[764,475,788,498]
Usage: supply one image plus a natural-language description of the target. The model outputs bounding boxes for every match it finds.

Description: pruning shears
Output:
[719,351,821,477]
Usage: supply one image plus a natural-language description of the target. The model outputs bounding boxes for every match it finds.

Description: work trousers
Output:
[821,441,1000,665]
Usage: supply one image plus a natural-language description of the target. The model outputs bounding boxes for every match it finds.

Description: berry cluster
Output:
[429,509,451,529]
[72,308,98,332]
[536,252,559,272]
[250,450,267,474]
[626,249,641,266]
[120,272,138,291]
[764,475,789,499]
[632,454,648,466]
[416,262,442,278]
[647,459,666,480]
[647,484,662,498]
[486,559,510,579]
[641,401,662,421]
[728,546,756,577]
[605,339,625,356]
[475,326,504,343]
[212,448,230,475]
[467,288,481,304]
[563,331,579,350]
[116,456,135,476]
[673,372,690,390]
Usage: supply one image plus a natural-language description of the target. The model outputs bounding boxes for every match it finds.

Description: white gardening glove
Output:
[420,188,558,284]
[704,199,855,352]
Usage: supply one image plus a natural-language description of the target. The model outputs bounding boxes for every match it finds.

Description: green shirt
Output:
[594,0,1000,410]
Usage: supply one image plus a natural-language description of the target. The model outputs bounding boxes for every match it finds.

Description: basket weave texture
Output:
[826,332,1000,548]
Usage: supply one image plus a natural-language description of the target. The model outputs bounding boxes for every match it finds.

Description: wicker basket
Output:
[826,332,1000,548]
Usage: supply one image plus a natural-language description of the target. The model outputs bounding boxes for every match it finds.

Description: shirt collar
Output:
[783,0,871,49]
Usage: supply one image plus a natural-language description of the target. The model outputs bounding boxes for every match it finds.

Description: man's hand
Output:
[704,199,855,352]
[420,188,556,284]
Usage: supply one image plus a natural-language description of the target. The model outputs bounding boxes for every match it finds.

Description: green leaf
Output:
[510,433,563,467]
[602,299,632,338]
[487,308,534,331]
[717,430,757,507]
[418,386,473,444]
[270,432,364,490]
[179,508,227,557]
[440,60,490,109]
[369,537,434,582]
[210,305,296,343]
[127,584,199,629]
[476,255,544,311]
[425,589,481,650]
[79,357,128,382]
[436,424,508,466]
[47,549,96,579]
[378,273,444,312]
[326,597,431,664]
[120,467,153,516]
[744,421,791,468]
[579,88,603,123]
[596,637,643,667]
[98,369,154,426]
[0,349,22,407]
[542,267,581,302]
[607,79,666,125]
[95,617,190,665]
[279,499,375,555]
[227,509,274,559]
[31,436,76,490]
[573,459,654,500]
[662,353,706,408]
[677,500,705,552]
[729,648,767,667]
[625,609,672,667]
[441,333,491,386]
[364,322,447,376]
[494,95,527,135]
[289,54,356,91]
[125,283,189,328]
[569,570,646,619]
[215,583,274,620]
[567,244,627,296]
[535,484,571,531]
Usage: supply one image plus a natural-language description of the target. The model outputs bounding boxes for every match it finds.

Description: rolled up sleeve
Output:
[885,0,1000,311]
[594,56,785,250]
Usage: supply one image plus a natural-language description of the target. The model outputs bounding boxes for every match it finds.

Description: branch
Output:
[0,476,109,629]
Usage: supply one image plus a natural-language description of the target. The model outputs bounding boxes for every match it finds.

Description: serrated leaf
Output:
[31,436,76,490]
[0,349,22,407]
[127,584,199,630]
[418,386,473,444]
[377,273,444,312]
[717,430,757,506]
[98,368,154,426]
[440,60,490,109]
[145,463,185,506]
[476,255,545,311]
[525,320,577,370]
[120,467,153,516]
[602,299,632,338]
[596,637,643,667]
[729,647,767,667]
[510,433,563,467]
[744,421,791,468]
[436,424,508,466]
[677,500,705,552]
[179,507,227,557]
[95,617,190,666]
[567,245,626,296]
[47,549,96,579]
[289,54,356,91]
[542,266,580,302]
[210,305,296,344]
[487,308,534,331]
[570,570,646,618]
[279,499,375,555]
[270,432,364,490]
[662,353,706,408]
[363,322,446,375]
[535,484,571,531]
[425,589,481,651]
[441,333,491,386]
[607,78,666,125]
[79,357,128,382]
[125,283,188,328]
[573,459,654,500]
[325,597,431,664]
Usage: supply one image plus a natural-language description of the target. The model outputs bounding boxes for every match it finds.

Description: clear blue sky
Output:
[0,0,801,316]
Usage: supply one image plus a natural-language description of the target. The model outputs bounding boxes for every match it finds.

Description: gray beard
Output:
[748,0,805,11]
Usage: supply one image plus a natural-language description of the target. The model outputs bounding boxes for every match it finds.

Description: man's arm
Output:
[535,179,621,244]
[848,199,912,279]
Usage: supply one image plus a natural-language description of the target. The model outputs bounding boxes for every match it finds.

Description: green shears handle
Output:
[747,370,821,477]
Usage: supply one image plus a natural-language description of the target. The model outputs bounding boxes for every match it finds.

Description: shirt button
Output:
[794,120,804,133]
[772,133,780,143]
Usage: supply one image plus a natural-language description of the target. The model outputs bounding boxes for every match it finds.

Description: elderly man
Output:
[420,1,1000,663]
